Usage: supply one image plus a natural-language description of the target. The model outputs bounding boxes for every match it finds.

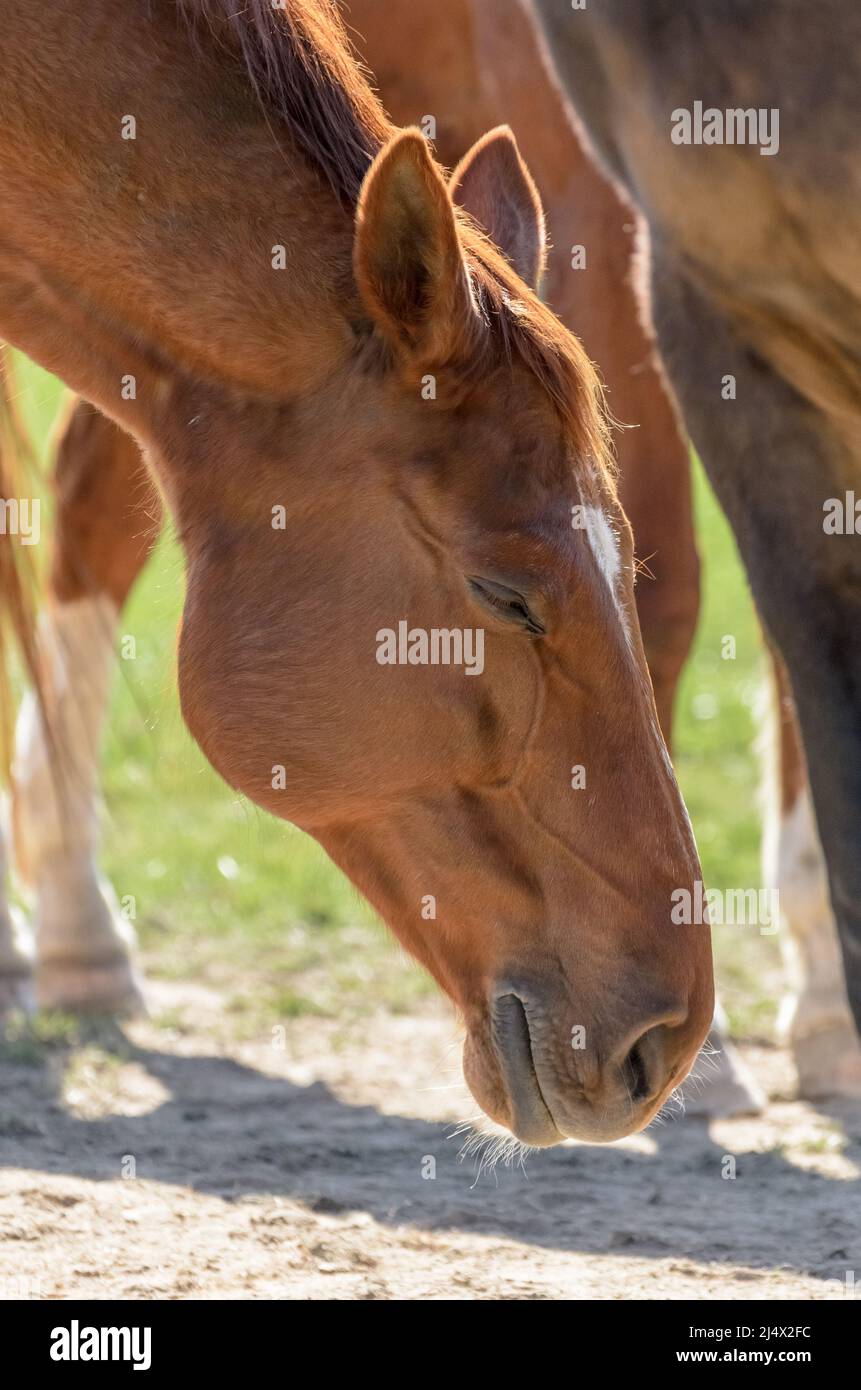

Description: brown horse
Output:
[11,0,699,1024]
[15,0,853,1110]
[0,0,713,1144]
[530,0,861,1080]
[8,0,854,1113]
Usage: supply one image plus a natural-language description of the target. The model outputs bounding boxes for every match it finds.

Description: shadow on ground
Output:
[1,1019,858,1292]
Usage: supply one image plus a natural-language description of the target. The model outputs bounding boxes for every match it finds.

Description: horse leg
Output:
[640,249,861,1035]
[764,649,861,1098]
[12,397,160,1013]
[0,820,34,1016]
[679,1008,766,1117]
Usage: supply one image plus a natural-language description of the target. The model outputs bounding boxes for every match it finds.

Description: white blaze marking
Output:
[580,504,631,645]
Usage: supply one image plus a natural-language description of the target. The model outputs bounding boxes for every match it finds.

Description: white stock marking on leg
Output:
[11,596,140,993]
[758,672,861,1094]
[771,784,850,1041]
[13,596,118,883]
[757,670,850,1043]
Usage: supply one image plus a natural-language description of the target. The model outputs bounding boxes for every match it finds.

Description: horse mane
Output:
[179,0,388,204]
[178,0,612,479]
[117,10,617,499]
[179,0,613,481]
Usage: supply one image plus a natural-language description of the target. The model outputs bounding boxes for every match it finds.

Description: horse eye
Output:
[467,577,545,635]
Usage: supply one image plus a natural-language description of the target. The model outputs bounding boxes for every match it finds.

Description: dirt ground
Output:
[1,980,859,1301]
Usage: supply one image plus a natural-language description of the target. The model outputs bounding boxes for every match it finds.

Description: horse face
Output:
[178,129,713,1145]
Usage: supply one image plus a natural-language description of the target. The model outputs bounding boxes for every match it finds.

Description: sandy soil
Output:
[1,980,859,1301]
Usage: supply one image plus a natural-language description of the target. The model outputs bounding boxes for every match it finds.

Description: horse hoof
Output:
[679,1033,766,1117]
[35,959,146,1017]
[0,970,36,1019]
[0,906,36,1018]
[794,1024,861,1100]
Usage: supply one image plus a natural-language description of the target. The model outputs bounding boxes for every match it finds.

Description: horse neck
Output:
[0,0,367,493]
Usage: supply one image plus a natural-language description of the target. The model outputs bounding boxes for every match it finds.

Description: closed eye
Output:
[467,576,546,635]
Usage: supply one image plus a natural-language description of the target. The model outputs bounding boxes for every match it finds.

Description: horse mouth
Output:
[491,991,565,1147]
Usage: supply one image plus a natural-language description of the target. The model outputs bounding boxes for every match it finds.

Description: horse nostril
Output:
[621,1020,683,1104]
[623,1039,651,1103]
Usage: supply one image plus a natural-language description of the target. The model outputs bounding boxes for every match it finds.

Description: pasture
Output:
[2,355,858,1300]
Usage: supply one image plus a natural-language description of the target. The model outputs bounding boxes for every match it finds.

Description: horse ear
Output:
[354,129,473,362]
[450,127,546,291]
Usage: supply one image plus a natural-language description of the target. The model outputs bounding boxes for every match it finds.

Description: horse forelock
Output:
[472,238,615,484]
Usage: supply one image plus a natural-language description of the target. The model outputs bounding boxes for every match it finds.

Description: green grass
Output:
[8,354,778,1038]
[675,463,781,1036]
